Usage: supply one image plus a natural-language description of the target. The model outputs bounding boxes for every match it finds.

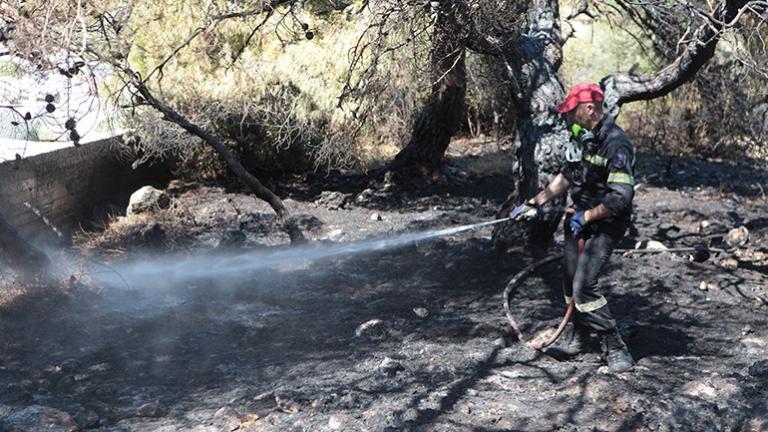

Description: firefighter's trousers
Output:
[562,216,629,333]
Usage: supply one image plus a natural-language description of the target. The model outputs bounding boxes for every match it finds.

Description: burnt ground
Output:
[1,146,768,431]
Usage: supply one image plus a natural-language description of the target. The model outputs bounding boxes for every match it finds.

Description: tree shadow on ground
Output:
[0,215,528,427]
[2,150,766,429]
[635,152,768,198]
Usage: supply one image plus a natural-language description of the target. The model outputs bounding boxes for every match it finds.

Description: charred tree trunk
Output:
[491,0,750,250]
[0,212,50,279]
[386,1,468,182]
[491,0,569,250]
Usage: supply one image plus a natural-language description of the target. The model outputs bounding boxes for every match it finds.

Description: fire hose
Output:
[499,222,732,352]
[502,239,583,351]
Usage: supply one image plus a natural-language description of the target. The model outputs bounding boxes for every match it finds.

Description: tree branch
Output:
[601,0,753,112]
[124,69,288,219]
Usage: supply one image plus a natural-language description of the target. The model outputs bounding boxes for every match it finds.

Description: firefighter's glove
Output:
[509,200,538,221]
[570,210,587,234]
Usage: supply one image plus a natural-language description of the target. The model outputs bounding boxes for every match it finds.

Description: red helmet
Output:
[554,83,605,114]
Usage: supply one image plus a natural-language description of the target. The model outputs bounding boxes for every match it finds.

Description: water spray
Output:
[93,217,514,289]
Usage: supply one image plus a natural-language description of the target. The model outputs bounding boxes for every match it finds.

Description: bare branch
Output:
[124,68,288,218]
[602,0,760,110]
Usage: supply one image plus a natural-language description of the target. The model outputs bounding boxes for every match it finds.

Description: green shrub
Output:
[122,0,429,177]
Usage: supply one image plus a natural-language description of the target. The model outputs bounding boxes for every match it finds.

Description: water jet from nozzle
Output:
[93,217,512,289]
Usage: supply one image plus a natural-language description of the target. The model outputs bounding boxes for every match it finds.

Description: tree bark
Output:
[493,0,750,249]
[492,0,569,250]
[386,1,468,182]
[0,212,50,278]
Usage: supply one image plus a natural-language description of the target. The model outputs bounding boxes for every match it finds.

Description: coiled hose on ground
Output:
[502,241,732,351]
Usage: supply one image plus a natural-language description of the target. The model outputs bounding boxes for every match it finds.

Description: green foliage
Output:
[122,0,424,175]
[562,13,659,84]
[0,61,23,78]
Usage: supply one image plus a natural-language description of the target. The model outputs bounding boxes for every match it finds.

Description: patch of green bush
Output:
[123,0,430,177]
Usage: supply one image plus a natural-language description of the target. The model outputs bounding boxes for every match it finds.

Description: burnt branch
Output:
[124,68,288,219]
[601,0,762,111]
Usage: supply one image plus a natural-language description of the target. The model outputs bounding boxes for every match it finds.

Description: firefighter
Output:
[510,82,635,373]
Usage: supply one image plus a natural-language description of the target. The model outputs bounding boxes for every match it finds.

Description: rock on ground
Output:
[127,186,170,216]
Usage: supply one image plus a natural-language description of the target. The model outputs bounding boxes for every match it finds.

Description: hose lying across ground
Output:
[503,246,733,351]
[503,253,566,349]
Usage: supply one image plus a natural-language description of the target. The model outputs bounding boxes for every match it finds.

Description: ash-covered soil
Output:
[1,149,767,431]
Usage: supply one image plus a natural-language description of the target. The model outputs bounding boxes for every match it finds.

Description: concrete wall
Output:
[0,137,164,243]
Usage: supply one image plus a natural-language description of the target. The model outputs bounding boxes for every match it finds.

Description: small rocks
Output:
[337,392,360,409]
[325,228,346,242]
[739,336,766,356]
[74,408,100,429]
[726,226,749,248]
[127,185,170,216]
[327,414,346,430]
[218,229,246,248]
[253,390,275,402]
[658,222,680,232]
[355,319,386,339]
[0,405,78,432]
[681,377,739,400]
[719,257,739,269]
[136,400,165,418]
[370,212,382,221]
[60,358,81,372]
[314,191,350,210]
[378,357,405,376]
[413,307,429,318]
[635,240,668,251]
[213,406,243,430]
[698,281,717,291]
[0,404,15,418]
[292,214,324,232]
[274,394,301,414]
[401,407,419,423]
[697,220,711,232]
[354,188,375,205]
[214,406,238,418]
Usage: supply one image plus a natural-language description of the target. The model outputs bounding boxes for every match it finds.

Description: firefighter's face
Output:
[564,103,595,129]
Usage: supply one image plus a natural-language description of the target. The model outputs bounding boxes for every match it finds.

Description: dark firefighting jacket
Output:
[561,115,635,224]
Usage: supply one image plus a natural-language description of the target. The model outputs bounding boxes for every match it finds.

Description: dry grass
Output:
[0,282,29,308]
[445,137,514,177]
[124,3,427,173]
[0,270,91,314]
[73,213,152,255]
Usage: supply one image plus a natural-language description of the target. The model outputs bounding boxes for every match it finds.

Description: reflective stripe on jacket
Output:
[561,115,635,222]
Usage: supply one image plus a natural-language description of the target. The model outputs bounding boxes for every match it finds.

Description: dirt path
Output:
[1,153,767,431]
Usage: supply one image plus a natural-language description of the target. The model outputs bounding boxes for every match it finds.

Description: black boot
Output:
[547,323,591,358]
[600,329,634,373]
